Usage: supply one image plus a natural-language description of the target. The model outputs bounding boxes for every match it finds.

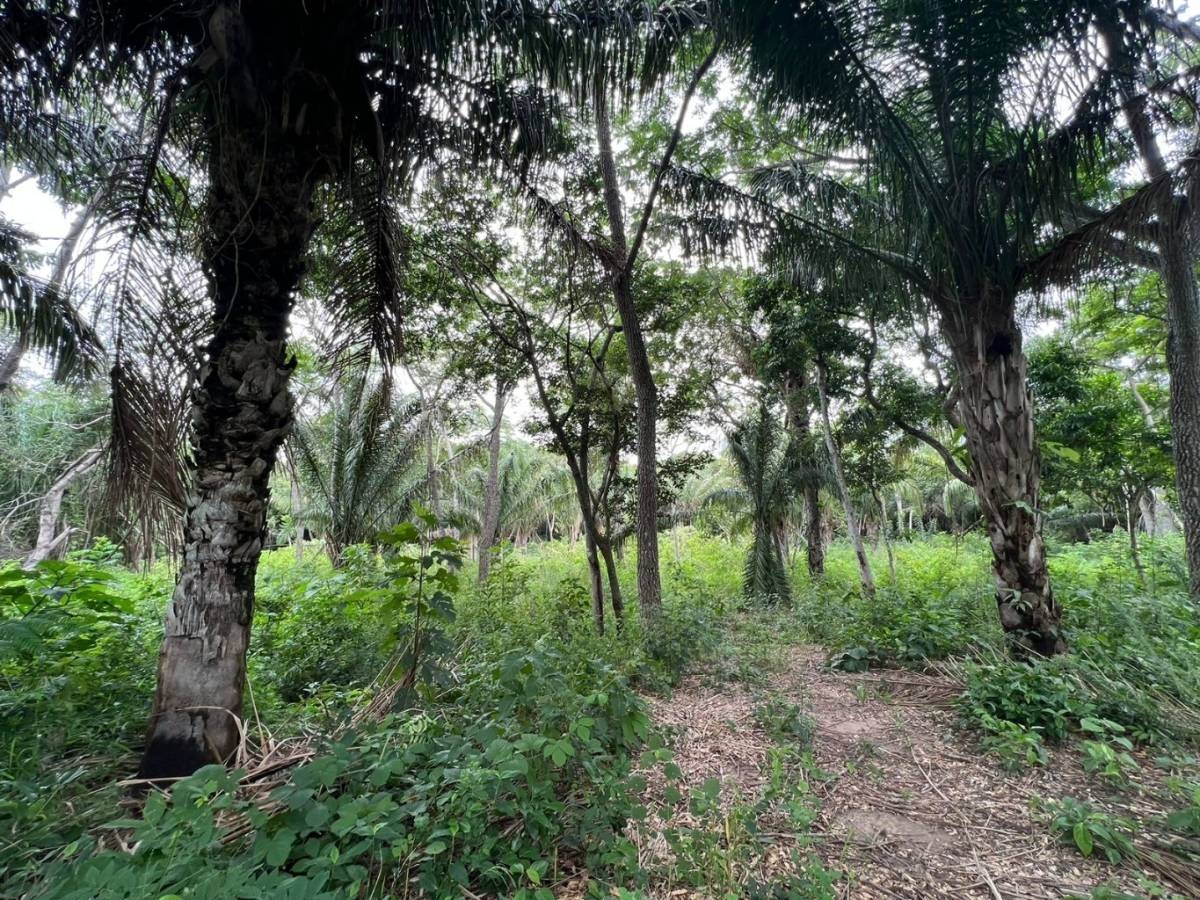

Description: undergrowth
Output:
[2,528,1197,895]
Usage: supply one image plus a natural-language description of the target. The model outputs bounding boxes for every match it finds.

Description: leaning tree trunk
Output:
[138,107,320,778]
[598,537,625,627]
[25,447,103,567]
[816,365,875,598]
[941,294,1065,657]
[477,380,509,583]
[595,94,662,624]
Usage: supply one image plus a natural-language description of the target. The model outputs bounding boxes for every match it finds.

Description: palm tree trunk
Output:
[478,379,509,583]
[816,364,875,598]
[941,296,1065,657]
[139,116,318,779]
[1158,235,1200,597]
[595,94,662,624]
[783,375,825,577]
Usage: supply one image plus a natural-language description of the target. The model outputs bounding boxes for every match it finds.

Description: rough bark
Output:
[782,375,825,577]
[477,379,509,583]
[139,17,322,778]
[24,447,103,567]
[0,336,23,393]
[595,94,662,623]
[803,485,825,577]
[941,296,1065,657]
[816,364,875,598]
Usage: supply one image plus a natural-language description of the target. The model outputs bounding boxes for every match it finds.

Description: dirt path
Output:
[633,646,1190,899]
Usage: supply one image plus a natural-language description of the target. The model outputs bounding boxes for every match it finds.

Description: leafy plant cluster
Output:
[41,646,651,899]
[3,524,734,895]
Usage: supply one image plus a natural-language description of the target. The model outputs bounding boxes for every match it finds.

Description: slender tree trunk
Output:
[595,94,662,624]
[598,538,625,626]
[425,418,441,517]
[25,447,103,567]
[1156,232,1200,596]
[139,70,320,777]
[478,379,509,583]
[290,469,303,563]
[803,484,824,577]
[1106,23,1200,598]
[1126,488,1147,586]
[816,364,875,598]
[876,490,897,585]
[940,295,1065,657]
[584,527,605,635]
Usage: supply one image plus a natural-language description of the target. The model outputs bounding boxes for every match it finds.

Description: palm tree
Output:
[0,218,102,392]
[290,372,431,566]
[3,0,687,778]
[727,403,798,603]
[703,0,1168,656]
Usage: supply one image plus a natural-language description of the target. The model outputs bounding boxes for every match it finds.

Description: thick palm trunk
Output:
[942,297,1065,657]
[816,365,875,598]
[139,118,318,779]
[477,380,508,583]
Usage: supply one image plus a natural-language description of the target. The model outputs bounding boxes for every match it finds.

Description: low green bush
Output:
[41,646,652,899]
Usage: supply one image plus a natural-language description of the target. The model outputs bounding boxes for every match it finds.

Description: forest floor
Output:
[619,643,1200,900]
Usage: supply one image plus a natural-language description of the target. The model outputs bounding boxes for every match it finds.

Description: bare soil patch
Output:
[628,645,1199,899]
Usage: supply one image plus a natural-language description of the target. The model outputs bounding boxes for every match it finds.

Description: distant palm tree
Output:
[0,218,101,391]
[291,373,430,566]
[728,404,800,603]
